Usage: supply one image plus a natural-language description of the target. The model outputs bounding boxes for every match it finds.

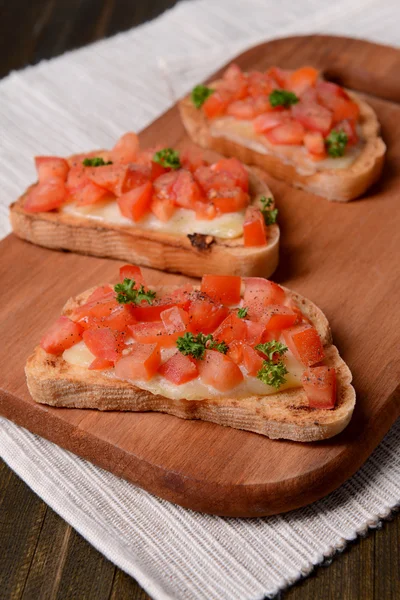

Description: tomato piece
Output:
[331,97,360,124]
[117,181,152,221]
[283,324,325,367]
[198,350,243,391]
[292,101,332,136]
[40,316,83,355]
[222,64,248,99]
[150,161,168,181]
[201,274,241,306]
[88,357,114,370]
[202,90,230,118]
[241,343,264,376]
[316,81,348,110]
[119,265,145,286]
[227,340,243,364]
[244,319,265,345]
[151,196,176,221]
[248,71,276,97]
[243,206,268,247]
[66,164,89,192]
[260,305,298,331]
[160,306,189,334]
[129,293,190,323]
[24,181,67,213]
[253,112,290,134]
[180,148,207,172]
[334,119,358,146]
[129,321,179,347]
[86,285,114,303]
[72,181,111,206]
[158,352,198,384]
[303,131,326,157]
[227,99,258,120]
[302,366,337,409]
[82,328,125,361]
[194,167,234,193]
[71,293,117,322]
[35,157,69,184]
[266,67,288,88]
[194,201,217,220]
[213,313,247,344]
[153,171,179,198]
[210,187,250,214]
[111,132,139,163]
[87,164,150,197]
[188,296,229,334]
[266,120,305,145]
[287,66,319,95]
[212,158,249,192]
[173,170,204,208]
[115,343,161,381]
[99,305,136,332]
[243,278,285,320]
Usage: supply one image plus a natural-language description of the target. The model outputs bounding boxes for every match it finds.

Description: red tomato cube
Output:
[283,324,325,366]
[241,343,264,376]
[202,91,230,119]
[115,343,161,381]
[72,181,110,206]
[213,313,247,344]
[88,357,114,370]
[82,328,125,361]
[129,321,179,348]
[111,132,139,163]
[243,207,268,247]
[287,66,319,95]
[227,340,243,364]
[158,352,198,384]
[253,112,289,134]
[243,278,285,319]
[244,319,265,345]
[303,131,326,157]
[198,350,244,391]
[172,170,204,208]
[265,121,305,145]
[302,366,337,409]
[151,196,176,221]
[35,156,69,183]
[40,316,83,355]
[160,306,189,334]
[119,264,145,286]
[291,102,332,136]
[212,158,249,192]
[260,305,298,331]
[24,181,67,213]
[210,187,250,214]
[201,275,242,306]
[117,181,153,221]
[188,296,229,334]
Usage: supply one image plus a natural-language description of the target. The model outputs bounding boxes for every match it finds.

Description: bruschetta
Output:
[26,265,355,442]
[10,134,279,278]
[179,64,386,201]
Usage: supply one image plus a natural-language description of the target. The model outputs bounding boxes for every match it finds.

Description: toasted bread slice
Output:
[25,285,355,442]
[10,167,279,279]
[179,86,386,202]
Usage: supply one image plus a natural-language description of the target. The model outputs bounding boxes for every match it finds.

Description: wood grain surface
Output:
[1,25,400,600]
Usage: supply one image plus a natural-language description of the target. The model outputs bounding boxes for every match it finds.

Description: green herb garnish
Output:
[176,332,228,360]
[237,307,248,319]
[191,84,215,109]
[82,157,113,167]
[153,148,181,169]
[260,196,278,226]
[255,340,288,389]
[269,89,299,108]
[255,340,288,361]
[325,129,348,158]
[114,278,156,305]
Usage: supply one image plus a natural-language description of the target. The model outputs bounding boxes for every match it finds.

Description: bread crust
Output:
[179,85,386,202]
[25,286,355,442]
[10,168,279,279]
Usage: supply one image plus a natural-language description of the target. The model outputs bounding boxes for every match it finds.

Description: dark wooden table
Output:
[0,2,398,599]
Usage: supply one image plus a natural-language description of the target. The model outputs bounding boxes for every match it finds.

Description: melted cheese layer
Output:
[62,342,303,401]
[61,201,245,239]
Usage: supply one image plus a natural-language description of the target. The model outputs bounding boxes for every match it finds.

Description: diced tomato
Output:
[243,207,268,247]
[194,201,217,220]
[334,119,358,145]
[128,321,179,347]
[119,265,145,286]
[331,97,360,124]
[115,343,161,381]
[158,352,198,384]
[244,319,265,345]
[35,157,69,184]
[198,350,243,391]
[209,187,250,214]
[227,340,243,364]
[40,316,83,355]
[243,278,285,320]
[194,166,234,193]
[248,71,276,97]
[260,305,298,331]
[266,121,305,145]
[117,181,153,221]
[283,324,325,367]
[120,165,151,195]
[202,90,230,118]
[82,328,125,361]
[301,87,318,104]
[316,81,348,110]
[71,293,118,322]
[160,306,189,334]
[72,181,111,206]
[150,160,168,181]
[24,181,67,213]
[302,366,337,409]
[129,293,190,323]
[86,164,150,197]
[253,112,290,134]
[153,171,179,198]
[201,274,241,305]
[266,67,288,88]
[213,313,247,344]
[241,343,264,376]
[86,285,113,303]
[173,170,204,208]
[223,63,245,84]
[88,357,114,370]
[111,132,140,163]
[151,195,176,221]
[98,305,136,332]
[66,164,89,192]
[287,66,319,95]
[291,102,332,136]
[180,147,207,172]
[227,99,258,120]
[303,131,326,158]
[188,295,229,334]
[212,158,249,192]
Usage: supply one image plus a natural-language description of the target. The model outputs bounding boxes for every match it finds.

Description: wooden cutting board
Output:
[1,35,399,517]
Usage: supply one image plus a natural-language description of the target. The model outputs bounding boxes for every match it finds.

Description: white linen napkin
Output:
[0,1,399,598]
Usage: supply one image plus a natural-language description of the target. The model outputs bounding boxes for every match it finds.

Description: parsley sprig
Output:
[191,84,215,109]
[153,148,181,169]
[255,340,288,389]
[269,89,299,108]
[176,332,228,360]
[325,129,348,158]
[237,307,248,319]
[83,157,113,167]
[114,278,156,305]
[260,196,278,226]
